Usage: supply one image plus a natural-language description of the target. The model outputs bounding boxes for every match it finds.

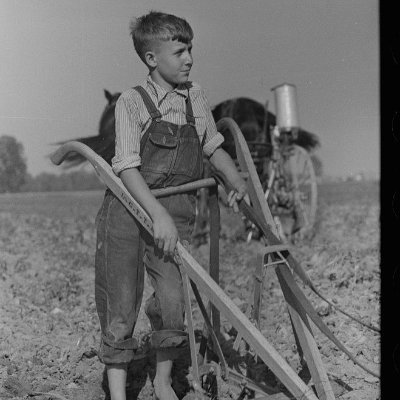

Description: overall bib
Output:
[95,86,203,364]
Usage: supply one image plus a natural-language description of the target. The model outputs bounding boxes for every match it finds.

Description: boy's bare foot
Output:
[153,376,178,400]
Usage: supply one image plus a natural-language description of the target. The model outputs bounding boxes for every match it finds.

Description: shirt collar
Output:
[146,75,189,101]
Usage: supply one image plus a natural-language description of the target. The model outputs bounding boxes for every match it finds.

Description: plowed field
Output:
[0,181,380,400]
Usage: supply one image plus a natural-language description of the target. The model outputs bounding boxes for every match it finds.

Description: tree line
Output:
[0,135,323,193]
[0,135,104,193]
[21,170,105,192]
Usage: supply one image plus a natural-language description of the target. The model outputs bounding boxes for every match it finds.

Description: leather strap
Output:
[185,90,195,126]
[276,264,379,378]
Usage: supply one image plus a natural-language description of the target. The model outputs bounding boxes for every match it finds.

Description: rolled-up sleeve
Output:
[196,90,224,157]
[112,94,142,176]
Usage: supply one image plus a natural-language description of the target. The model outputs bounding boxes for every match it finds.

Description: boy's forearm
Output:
[120,167,178,254]
[209,147,245,189]
[120,168,165,220]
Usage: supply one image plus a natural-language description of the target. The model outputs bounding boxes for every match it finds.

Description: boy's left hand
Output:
[227,184,250,213]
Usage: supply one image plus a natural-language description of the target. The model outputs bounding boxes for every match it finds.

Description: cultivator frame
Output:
[51,118,378,400]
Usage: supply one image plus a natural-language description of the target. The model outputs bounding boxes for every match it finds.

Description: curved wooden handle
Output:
[216,118,277,235]
[50,141,95,165]
[50,141,154,234]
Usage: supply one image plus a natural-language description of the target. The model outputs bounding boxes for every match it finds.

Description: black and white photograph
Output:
[0,1,380,399]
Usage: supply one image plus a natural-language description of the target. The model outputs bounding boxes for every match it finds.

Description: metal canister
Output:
[271,83,300,131]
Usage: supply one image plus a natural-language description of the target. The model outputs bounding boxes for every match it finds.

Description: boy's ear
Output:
[144,51,157,68]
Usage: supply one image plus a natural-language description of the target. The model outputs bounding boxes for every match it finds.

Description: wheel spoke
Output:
[277,145,318,235]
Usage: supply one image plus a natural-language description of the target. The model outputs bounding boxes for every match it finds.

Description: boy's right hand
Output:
[119,168,178,255]
[152,207,178,256]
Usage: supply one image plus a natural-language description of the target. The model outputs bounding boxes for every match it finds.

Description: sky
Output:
[0,0,379,178]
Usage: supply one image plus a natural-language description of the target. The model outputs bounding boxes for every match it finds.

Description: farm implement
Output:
[51,118,379,400]
[209,83,319,243]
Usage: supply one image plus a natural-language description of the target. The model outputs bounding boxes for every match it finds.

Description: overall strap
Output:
[186,89,207,148]
[133,86,162,121]
[133,86,161,158]
[185,90,196,126]
[185,91,206,148]
[200,130,207,148]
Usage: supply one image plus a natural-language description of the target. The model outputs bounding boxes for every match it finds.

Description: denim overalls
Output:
[95,85,203,364]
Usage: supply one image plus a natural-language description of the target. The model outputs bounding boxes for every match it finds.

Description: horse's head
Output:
[99,89,121,139]
[104,89,121,107]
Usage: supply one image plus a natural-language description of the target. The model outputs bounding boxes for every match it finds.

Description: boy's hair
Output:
[130,11,193,63]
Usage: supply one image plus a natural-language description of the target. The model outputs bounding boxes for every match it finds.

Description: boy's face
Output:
[147,39,193,91]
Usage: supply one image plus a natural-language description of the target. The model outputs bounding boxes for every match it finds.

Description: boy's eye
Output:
[175,45,192,56]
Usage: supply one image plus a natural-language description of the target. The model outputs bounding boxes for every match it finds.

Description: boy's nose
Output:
[184,53,193,66]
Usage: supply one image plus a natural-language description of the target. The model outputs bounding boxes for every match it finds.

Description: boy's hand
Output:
[119,168,178,255]
[152,208,178,256]
[208,148,251,213]
[227,183,250,213]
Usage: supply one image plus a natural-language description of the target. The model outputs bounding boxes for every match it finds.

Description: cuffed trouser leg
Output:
[144,252,188,350]
[143,193,196,352]
[95,192,145,365]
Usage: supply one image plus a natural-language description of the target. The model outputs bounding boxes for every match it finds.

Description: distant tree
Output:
[0,135,28,193]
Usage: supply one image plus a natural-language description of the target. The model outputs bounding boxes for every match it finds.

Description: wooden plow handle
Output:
[213,170,380,380]
[216,118,278,235]
[51,141,154,235]
[50,140,320,400]
[214,119,379,372]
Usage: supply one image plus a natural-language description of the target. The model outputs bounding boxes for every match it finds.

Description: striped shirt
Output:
[112,75,225,176]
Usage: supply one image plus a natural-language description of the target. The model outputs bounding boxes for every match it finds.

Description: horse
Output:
[213,96,319,158]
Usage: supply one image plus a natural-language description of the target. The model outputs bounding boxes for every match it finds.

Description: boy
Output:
[95,11,248,400]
